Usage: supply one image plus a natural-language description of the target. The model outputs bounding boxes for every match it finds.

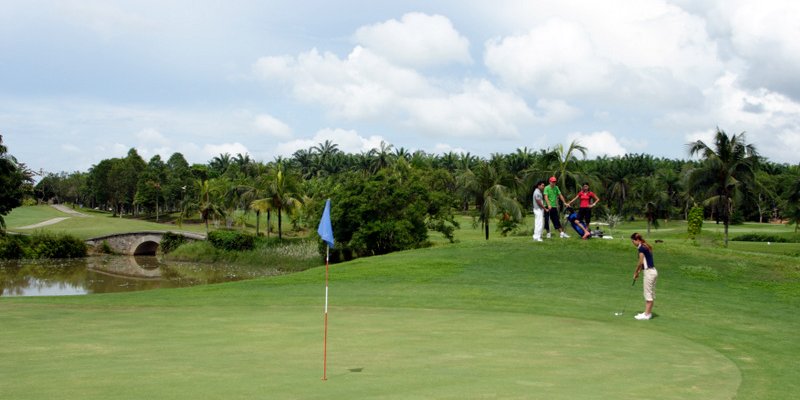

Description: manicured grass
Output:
[1,212,798,398]
[5,205,209,239]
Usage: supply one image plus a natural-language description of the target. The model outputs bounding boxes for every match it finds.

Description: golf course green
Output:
[1,206,798,399]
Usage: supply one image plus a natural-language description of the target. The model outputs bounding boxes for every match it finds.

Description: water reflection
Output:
[0,256,282,297]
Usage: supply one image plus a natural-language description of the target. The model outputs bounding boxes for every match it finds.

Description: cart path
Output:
[51,204,90,217]
[16,204,90,229]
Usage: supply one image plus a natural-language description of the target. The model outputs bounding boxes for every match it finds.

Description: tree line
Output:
[4,129,800,254]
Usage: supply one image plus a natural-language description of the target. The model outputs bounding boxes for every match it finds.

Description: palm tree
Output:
[632,177,669,235]
[266,159,303,240]
[209,153,232,178]
[186,178,225,234]
[369,140,395,174]
[543,140,587,194]
[459,159,522,240]
[687,128,759,246]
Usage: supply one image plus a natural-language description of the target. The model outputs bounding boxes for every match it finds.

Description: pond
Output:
[0,256,282,297]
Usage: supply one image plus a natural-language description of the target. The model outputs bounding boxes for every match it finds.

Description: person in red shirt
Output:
[567,182,600,227]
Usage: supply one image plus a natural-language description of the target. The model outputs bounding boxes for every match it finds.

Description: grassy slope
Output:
[5,205,208,239]
[1,211,799,398]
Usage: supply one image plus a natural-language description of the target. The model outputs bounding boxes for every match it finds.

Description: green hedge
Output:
[207,230,256,251]
[732,233,795,243]
[0,232,87,259]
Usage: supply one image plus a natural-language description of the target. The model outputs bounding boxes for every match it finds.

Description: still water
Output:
[0,256,282,297]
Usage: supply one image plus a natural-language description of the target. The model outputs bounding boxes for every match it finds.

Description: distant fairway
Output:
[1,209,798,399]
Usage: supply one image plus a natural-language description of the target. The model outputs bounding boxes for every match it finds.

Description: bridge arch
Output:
[86,231,205,256]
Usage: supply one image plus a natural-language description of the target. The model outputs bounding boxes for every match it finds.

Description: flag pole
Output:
[317,198,333,381]
[322,245,329,381]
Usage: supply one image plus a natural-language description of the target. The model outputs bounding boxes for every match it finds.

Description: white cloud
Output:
[354,12,472,68]
[135,128,170,146]
[667,72,800,163]
[254,114,292,139]
[202,143,251,160]
[404,79,536,139]
[253,46,541,139]
[485,18,612,97]
[722,0,800,97]
[566,131,627,158]
[433,143,468,155]
[274,128,386,157]
[483,0,722,105]
[684,128,716,146]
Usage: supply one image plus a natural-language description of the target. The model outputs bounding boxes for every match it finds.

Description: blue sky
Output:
[2,0,799,176]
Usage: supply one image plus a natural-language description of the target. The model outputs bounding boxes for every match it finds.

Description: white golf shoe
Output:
[560,232,570,238]
[634,313,652,320]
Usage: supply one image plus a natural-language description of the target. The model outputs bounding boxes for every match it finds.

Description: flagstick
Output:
[322,246,329,381]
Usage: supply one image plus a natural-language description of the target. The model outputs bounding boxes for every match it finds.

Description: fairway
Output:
[0,304,739,400]
[1,213,798,399]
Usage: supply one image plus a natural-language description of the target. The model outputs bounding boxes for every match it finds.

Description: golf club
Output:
[613,278,637,316]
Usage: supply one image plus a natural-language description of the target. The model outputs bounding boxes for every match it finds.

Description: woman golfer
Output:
[631,232,657,320]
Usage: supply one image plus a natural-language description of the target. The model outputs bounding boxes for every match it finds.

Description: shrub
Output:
[313,168,458,262]
[687,205,704,239]
[28,232,87,258]
[101,240,114,254]
[1,232,87,259]
[732,234,792,243]
[161,231,188,254]
[0,235,27,259]
[207,230,255,251]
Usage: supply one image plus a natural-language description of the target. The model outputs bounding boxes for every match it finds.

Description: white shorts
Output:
[643,268,658,302]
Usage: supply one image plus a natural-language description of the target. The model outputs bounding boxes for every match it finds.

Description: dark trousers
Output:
[578,207,592,227]
[544,208,561,231]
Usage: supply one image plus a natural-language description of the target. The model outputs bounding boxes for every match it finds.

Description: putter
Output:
[614,278,637,316]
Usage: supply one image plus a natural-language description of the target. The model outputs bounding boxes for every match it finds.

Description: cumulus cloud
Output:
[566,131,627,158]
[354,12,472,68]
[483,1,722,105]
[721,0,800,98]
[274,128,386,157]
[135,128,170,146]
[668,72,800,163]
[403,79,536,139]
[253,46,544,139]
[254,114,292,139]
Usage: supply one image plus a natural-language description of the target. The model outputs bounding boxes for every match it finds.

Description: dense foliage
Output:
[0,232,87,259]
[0,135,32,231]
[687,205,704,239]
[13,129,798,257]
[160,231,188,254]
[207,230,256,251]
[313,168,458,261]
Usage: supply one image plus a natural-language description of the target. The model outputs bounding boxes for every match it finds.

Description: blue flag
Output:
[317,198,334,248]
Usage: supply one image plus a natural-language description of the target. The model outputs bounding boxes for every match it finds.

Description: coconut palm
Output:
[687,128,759,246]
[543,140,587,194]
[265,159,304,240]
[631,177,669,235]
[184,178,226,234]
[459,159,522,240]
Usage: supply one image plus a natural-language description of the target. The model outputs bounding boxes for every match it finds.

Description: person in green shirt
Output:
[543,176,570,238]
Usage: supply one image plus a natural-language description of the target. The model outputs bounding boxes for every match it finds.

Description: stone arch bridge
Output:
[86,231,206,256]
